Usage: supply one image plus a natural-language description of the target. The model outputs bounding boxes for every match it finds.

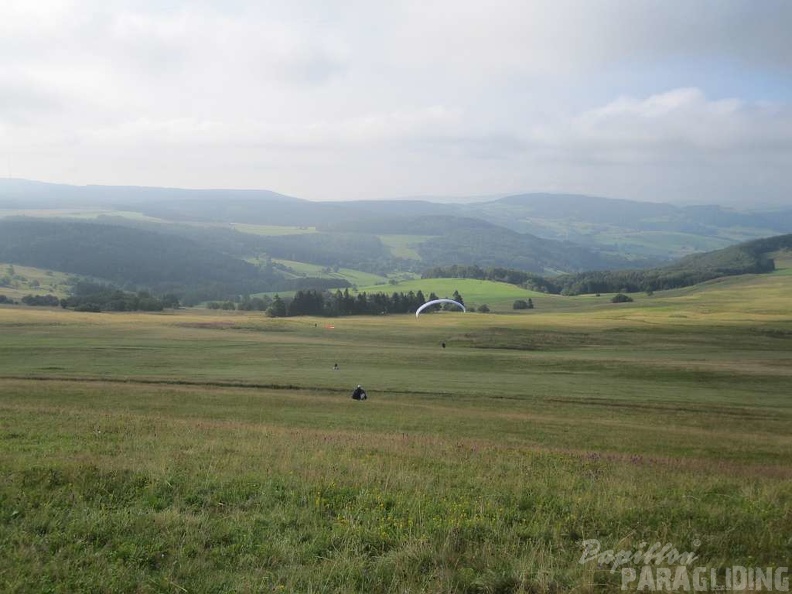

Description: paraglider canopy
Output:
[415,298,466,317]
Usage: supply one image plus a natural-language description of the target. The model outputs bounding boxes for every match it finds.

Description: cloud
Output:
[0,1,790,204]
[556,88,792,160]
[73,105,463,149]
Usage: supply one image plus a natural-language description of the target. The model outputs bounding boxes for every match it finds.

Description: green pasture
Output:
[1,270,791,592]
[0,263,72,300]
[231,224,318,236]
[378,234,434,260]
[0,208,165,223]
[269,259,389,287]
[592,230,731,258]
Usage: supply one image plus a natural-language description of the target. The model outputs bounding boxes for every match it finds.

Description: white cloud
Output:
[0,1,790,204]
[562,88,792,158]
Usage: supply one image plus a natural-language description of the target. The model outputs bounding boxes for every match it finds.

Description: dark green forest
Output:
[324,215,644,272]
[277,289,451,317]
[0,220,351,304]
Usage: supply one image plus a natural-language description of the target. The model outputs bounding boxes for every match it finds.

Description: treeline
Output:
[422,264,557,292]
[422,235,792,295]
[22,294,61,306]
[60,282,179,312]
[2,285,180,312]
[554,238,784,295]
[0,294,64,307]
[207,295,273,311]
[269,289,457,317]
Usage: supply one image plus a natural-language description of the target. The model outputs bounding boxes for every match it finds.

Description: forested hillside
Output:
[425,235,792,295]
[0,220,346,303]
[2,186,791,306]
[553,235,790,294]
[322,215,648,272]
[4,180,792,263]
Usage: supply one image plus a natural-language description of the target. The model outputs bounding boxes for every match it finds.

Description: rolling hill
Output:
[3,180,792,305]
[3,179,792,263]
[0,219,355,304]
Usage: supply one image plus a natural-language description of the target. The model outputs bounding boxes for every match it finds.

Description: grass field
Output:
[269,260,390,288]
[378,235,434,261]
[230,224,318,237]
[1,270,791,592]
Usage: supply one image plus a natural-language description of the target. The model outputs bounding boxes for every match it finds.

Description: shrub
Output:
[611,293,633,303]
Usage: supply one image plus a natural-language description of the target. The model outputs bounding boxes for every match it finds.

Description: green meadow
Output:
[269,259,390,287]
[1,269,791,592]
[230,224,318,237]
[1,264,73,300]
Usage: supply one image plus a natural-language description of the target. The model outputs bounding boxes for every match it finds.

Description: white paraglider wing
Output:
[415,298,466,317]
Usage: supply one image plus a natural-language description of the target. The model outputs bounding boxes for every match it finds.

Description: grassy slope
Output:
[230,223,317,236]
[377,234,434,260]
[0,263,72,299]
[591,230,732,258]
[1,266,790,592]
[269,259,389,287]
[0,209,166,223]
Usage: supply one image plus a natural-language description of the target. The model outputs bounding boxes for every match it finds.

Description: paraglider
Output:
[415,298,466,317]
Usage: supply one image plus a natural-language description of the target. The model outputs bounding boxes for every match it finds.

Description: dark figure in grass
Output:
[351,385,367,400]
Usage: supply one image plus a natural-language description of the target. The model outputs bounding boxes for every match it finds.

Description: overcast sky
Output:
[2,0,791,205]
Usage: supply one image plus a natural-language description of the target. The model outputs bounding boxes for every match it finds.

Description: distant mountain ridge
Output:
[464,193,792,237]
[1,216,790,304]
[2,179,792,263]
[0,178,301,209]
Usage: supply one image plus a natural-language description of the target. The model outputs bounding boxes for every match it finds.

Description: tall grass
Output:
[1,272,790,592]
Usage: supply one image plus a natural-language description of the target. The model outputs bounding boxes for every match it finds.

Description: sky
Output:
[1,0,791,205]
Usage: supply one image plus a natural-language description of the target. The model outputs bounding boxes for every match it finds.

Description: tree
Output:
[611,293,633,303]
[477,304,490,313]
[513,299,529,310]
[161,294,181,309]
[238,296,270,311]
[289,290,325,316]
[267,294,287,317]
[21,294,60,307]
